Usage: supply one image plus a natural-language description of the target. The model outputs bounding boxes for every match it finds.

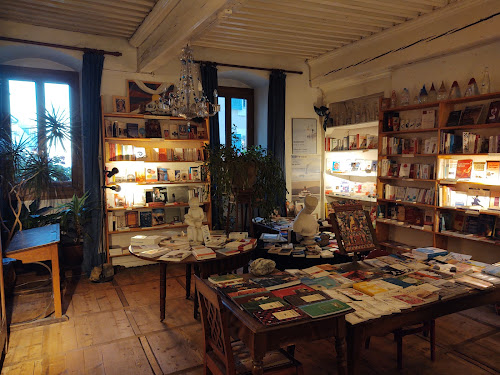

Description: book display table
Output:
[6,224,62,319]
[201,276,351,375]
[129,243,257,320]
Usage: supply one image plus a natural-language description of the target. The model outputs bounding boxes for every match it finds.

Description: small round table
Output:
[129,244,256,321]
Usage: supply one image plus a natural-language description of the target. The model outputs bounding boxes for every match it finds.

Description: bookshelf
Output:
[324,120,378,220]
[376,91,500,252]
[101,111,212,266]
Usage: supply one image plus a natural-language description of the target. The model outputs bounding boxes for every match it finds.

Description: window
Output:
[217,86,254,150]
[1,65,82,197]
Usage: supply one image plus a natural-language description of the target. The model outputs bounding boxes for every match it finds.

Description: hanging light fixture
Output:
[166,45,220,120]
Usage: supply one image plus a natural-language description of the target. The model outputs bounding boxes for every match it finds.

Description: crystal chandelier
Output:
[166,45,220,120]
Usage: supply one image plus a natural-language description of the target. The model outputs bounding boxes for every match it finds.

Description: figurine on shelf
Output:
[480,67,490,94]
[184,197,204,243]
[419,85,428,103]
[428,83,437,102]
[400,88,410,106]
[390,90,397,108]
[449,81,461,99]
[437,81,447,101]
[293,195,319,246]
[464,78,479,97]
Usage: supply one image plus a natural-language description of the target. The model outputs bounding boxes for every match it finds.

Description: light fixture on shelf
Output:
[165,45,220,120]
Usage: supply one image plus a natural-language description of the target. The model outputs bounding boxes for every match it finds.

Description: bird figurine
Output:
[314,105,331,131]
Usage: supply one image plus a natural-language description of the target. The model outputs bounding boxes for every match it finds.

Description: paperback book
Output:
[299,299,352,318]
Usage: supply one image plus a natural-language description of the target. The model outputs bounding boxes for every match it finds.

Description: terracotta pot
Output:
[62,244,84,266]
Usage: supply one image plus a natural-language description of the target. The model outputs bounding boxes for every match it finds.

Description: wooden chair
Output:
[195,276,303,375]
[363,250,436,369]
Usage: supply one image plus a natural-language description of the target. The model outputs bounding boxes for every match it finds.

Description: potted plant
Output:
[204,142,287,228]
[58,192,93,266]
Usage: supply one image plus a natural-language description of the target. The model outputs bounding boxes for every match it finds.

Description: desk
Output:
[202,277,351,375]
[130,246,256,321]
[6,224,61,318]
[347,286,500,375]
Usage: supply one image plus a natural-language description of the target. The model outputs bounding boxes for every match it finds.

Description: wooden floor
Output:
[2,264,499,375]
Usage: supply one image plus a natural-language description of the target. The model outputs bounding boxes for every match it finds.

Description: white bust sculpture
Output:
[184,197,204,243]
[293,195,319,245]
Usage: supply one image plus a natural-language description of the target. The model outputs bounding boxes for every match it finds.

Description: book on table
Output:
[251,272,301,291]
[208,274,244,286]
[298,299,352,319]
[301,276,343,290]
[219,282,267,298]
[253,305,307,326]
[240,296,290,314]
[283,290,332,306]
[270,284,315,298]
[158,250,191,262]
[191,246,216,260]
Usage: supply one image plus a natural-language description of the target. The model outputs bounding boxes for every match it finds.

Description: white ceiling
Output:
[0,0,455,62]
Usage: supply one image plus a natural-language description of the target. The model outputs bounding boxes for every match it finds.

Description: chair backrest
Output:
[365,249,390,259]
[195,275,235,375]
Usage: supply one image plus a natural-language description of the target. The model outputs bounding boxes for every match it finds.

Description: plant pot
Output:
[62,243,84,266]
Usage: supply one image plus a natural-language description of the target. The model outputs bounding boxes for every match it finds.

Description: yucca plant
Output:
[58,192,93,245]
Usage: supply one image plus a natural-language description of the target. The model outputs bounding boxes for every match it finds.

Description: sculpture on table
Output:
[184,197,204,243]
[293,195,319,245]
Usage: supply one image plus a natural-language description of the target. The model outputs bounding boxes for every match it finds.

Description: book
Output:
[446,110,462,127]
[486,161,500,181]
[253,305,307,326]
[139,211,152,227]
[486,100,500,124]
[151,208,165,226]
[456,159,472,179]
[251,272,301,291]
[482,265,500,278]
[138,246,171,258]
[489,190,500,210]
[460,105,484,125]
[455,275,493,289]
[301,276,342,290]
[467,188,490,208]
[472,162,486,180]
[421,109,436,129]
[219,282,267,299]
[283,290,331,306]
[158,250,191,262]
[191,246,216,260]
[208,274,244,286]
[178,124,188,139]
[145,119,162,137]
[298,299,352,318]
[216,247,240,256]
[125,211,139,228]
[337,288,370,301]
[240,296,290,314]
[271,284,315,298]
[126,123,139,138]
[160,123,170,138]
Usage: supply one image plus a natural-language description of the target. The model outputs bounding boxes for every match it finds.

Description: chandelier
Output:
[165,45,220,120]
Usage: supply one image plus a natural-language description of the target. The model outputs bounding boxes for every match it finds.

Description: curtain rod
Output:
[0,36,122,57]
[195,60,303,75]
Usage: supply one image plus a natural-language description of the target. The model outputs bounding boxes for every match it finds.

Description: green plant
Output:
[204,142,287,226]
[58,192,93,245]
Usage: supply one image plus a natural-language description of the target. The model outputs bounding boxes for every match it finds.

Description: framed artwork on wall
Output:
[127,80,162,112]
[112,96,129,113]
[292,118,317,154]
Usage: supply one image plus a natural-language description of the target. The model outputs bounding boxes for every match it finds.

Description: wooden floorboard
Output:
[2,264,499,375]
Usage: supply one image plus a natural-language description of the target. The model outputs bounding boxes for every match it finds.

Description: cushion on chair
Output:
[231,341,295,374]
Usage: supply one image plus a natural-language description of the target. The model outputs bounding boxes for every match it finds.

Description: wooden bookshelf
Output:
[376,91,500,251]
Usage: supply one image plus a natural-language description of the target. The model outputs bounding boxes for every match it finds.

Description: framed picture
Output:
[112,96,129,113]
[486,101,500,124]
[292,118,317,154]
[127,80,165,112]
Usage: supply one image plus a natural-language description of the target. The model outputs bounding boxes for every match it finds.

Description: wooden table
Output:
[129,245,256,321]
[346,286,500,375]
[202,277,351,375]
[6,224,61,318]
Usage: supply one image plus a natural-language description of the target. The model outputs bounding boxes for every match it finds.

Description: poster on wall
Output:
[291,155,321,207]
[292,118,317,154]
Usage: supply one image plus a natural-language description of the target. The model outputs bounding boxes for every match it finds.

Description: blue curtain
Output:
[267,70,286,176]
[82,51,104,274]
[200,62,220,147]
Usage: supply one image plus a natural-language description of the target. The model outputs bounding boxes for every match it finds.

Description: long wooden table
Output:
[202,277,352,375]
[346,286,500,375]
[130,245,255,320]
[6,224,62,318]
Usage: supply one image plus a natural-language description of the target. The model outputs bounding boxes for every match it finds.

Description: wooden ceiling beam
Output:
[250,0,405,25]
[137,0,249,72]
[3,1,144,25]
[351,0,434,13]
[199,31,343,51]
[303,0,420,19]
[227,13,373,37]
[242,2,395,28]
[1,7,137,34]
[192,40,314,59]
[25,0,151,18]
[0,15,131,38]
[214,23,355,44]
[238,8,382,33]
[219,18,363,41]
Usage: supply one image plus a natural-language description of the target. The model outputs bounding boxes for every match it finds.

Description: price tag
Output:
[273,310,300,320]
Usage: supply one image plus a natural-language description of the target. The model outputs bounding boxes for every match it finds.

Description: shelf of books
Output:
[376,91,500,253]
[324,121,378,221]
[101,110,212,266]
